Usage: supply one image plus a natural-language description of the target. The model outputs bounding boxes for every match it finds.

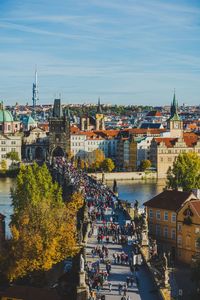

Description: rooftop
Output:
[143,190,195,211]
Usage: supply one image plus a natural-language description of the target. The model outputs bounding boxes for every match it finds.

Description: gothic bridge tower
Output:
[48,99,70,161]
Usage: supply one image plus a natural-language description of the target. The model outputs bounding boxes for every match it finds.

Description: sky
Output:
[0,0,200,106]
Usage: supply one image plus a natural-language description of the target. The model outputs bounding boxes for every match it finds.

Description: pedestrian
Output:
[127,296,131,300]
[108,282,112,292]
[118,283,123,295]
[121,296,126,300]
[126,276,130,287]
[135,265,139,285]
[123,282,127,296]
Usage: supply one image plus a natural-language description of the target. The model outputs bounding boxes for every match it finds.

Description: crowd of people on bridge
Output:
[53,157,140,300]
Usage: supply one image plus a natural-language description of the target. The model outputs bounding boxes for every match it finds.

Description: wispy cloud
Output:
[0,0,200,105]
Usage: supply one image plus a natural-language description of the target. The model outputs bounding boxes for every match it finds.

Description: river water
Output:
[0,178,166,236]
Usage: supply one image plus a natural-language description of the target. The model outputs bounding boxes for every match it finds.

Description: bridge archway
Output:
[35,146,44,160]
[52,146,65,158]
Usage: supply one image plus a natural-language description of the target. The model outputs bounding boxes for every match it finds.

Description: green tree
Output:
[166,152,200,191]
[140,159,151,171]
[101,158,115,172]
[6,151,20,163]
[1,163,81,280]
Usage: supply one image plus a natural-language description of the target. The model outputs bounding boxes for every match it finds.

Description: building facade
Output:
[144,190,196,255]
[177,199,200,264]
[150,94,200,178]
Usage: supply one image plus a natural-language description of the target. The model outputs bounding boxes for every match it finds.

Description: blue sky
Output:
[0,0,200,106]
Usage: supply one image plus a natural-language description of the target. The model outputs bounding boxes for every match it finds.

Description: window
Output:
[1,148,6,152]
[156,210,161,220]
[171,213,176,223]
[164,211,168,221]
[177,235,182,246]
[149,209,153,219]
[195,227,200,234]
[171,228,176,240]
[1,141,6,144]
[8,125,11,130]
[149,223,153,234]
[163,226,168,238]
[186,235,191,249]
[177,223,182,232]
[156,224,161,236]
[11,141,16,145]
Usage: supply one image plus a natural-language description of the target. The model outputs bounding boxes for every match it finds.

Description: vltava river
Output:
[0,178,166,237]
[0,178,15,237]
[108,179,166,207]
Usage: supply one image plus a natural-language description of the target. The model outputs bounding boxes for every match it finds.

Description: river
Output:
[0,178,166,236]
[0,178,15,237]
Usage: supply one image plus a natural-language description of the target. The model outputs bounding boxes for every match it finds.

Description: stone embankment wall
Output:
[89,171,157,181]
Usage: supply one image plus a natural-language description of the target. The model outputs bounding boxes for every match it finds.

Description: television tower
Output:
[32,68,39,108]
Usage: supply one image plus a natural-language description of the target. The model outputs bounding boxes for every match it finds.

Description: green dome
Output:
[0,109,14,122]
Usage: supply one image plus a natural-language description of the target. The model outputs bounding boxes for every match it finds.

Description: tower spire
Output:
[97,97,102,114]
[32,67,39,109]
[170,89,179,119]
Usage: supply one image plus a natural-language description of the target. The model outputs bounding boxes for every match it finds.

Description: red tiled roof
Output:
[70,126,80,134]
[190,200,200,218]
[143,190,194,211]
[155,132,199,148]
[146,110,162,117]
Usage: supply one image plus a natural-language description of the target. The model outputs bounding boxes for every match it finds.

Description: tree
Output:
[89,149,105,170]
[140,159,151,171]
[101,158,115,172]
[166,152,200,191]
[6,151,20,163]
[1,163,81,280]
[0,160,7,172]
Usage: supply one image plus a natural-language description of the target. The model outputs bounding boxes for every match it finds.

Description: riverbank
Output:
[89,171,157,181]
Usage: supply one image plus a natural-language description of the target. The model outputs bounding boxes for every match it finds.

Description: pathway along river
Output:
[0,178,166,236]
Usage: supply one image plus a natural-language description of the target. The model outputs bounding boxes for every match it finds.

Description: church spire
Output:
[97,97,102,114]
[170,90,179,119]
[32,67,39,109]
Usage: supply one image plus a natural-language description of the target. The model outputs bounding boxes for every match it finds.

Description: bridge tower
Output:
[48,99,71,161]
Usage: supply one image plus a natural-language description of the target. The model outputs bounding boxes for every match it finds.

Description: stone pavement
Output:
[86,207,162,300]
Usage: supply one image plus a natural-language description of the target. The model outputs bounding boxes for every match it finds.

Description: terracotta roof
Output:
[155,132,199,148]
[70,126,80,134]
[0,286,61,300]
[154,137,178,147]
[190,200,200,218]
[183,132,198,147]
[146,110,162,117]
[143,190,194,211]
[127,128,166,135]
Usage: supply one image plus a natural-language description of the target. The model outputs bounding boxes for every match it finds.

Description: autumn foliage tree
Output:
[101,158,115,172]
[139,159,151,171]
[90,149,105,170]
[1,163,83,281]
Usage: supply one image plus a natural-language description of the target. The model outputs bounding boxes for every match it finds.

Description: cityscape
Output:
[0,1,200,300]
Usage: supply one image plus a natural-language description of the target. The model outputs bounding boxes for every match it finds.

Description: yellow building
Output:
[144,190,196,256]
[150,93,200,178]
[177,199,200,264]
